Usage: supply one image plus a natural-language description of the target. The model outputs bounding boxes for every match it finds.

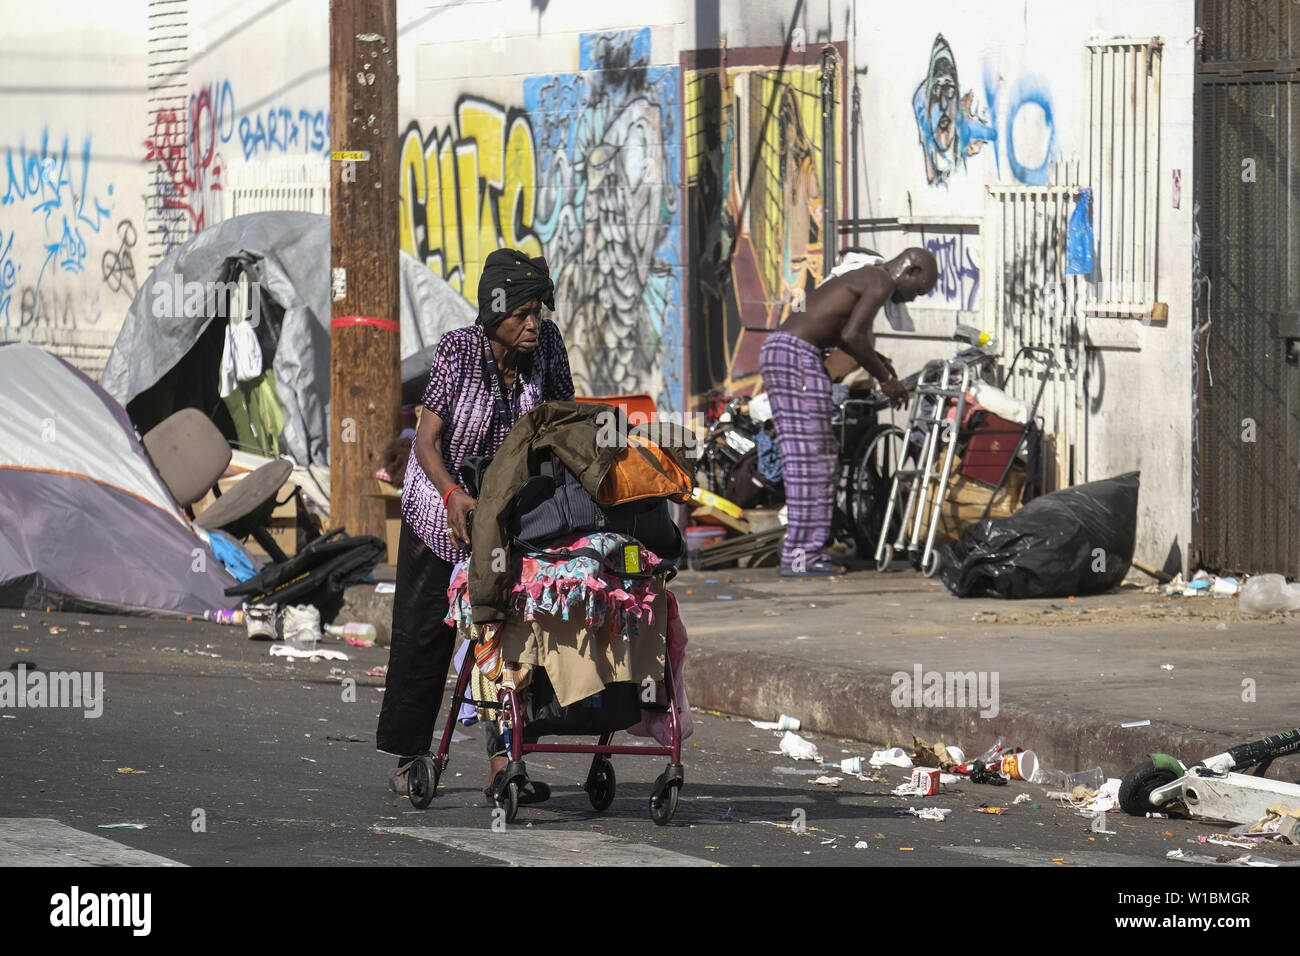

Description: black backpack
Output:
[224,528,386,621]
[507,451,684,568]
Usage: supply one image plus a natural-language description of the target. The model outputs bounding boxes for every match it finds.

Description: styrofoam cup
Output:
[778,715,801,731]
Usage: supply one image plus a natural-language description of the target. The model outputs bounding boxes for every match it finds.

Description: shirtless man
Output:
[760,248,938,576]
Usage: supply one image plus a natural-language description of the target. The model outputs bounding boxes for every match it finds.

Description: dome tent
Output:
[0,342,238,615]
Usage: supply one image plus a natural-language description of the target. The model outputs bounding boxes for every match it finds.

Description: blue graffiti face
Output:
[913,35,1054,187]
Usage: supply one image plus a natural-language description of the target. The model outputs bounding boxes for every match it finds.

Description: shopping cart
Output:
[873,345,1054,577]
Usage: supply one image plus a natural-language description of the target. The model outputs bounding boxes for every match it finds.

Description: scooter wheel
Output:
[1118,760,1179,816]
[876,544,894,573]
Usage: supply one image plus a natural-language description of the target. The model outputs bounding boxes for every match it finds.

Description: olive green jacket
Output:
[468,400,695,624]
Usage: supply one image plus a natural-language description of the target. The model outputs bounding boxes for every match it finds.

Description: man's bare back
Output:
[778,247,938,406]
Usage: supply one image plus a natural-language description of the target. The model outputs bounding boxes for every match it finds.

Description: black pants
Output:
[376,518,505,759]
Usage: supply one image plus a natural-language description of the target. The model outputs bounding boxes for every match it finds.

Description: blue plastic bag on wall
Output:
[1066,188,1094,276]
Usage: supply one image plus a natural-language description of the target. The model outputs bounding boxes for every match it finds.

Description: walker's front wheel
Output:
[408,754,439,810]
[588,758,616,812]
[498,780,520,823]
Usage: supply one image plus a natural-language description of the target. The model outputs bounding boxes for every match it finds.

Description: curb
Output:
[686,646,1251,780]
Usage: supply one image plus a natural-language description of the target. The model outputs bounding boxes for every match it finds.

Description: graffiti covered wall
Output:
[400,28,683,410]
[683,46,843,401]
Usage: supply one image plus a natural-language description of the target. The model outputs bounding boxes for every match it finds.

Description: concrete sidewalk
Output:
[672,565,1299,780]
[342,560,1298,781]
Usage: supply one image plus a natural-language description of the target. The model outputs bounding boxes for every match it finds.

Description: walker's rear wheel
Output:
[588,758,616,812]
[408,755,439,810]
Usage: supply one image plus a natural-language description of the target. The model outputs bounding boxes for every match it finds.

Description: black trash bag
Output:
[940,472,1140,599]
[224,528,387,622]
[522,669,643,742]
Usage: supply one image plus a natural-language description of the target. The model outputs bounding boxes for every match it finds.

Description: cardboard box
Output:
[916,460,1026,548]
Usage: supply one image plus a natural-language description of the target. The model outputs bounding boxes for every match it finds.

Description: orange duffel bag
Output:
[597,432,693,506]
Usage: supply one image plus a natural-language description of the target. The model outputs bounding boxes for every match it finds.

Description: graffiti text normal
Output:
[398,99,541,299]
[921,230,980,311]
[2,131,114,315]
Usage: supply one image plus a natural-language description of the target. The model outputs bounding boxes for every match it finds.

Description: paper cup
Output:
[842,756,863,775]
[778,715,801,731]
[1000,750,1037,781]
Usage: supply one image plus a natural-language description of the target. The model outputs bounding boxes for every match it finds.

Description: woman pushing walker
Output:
[377,248,575,803]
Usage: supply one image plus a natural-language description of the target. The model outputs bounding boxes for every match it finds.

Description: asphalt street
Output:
[1,608,1295,869]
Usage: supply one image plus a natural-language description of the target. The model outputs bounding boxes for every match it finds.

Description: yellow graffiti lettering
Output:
[396,100,539,304]
[398,128,426,259]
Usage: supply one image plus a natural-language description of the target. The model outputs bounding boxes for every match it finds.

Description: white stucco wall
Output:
[1,0,1196,570]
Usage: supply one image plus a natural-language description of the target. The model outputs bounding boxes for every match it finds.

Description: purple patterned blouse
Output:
[401,320,575,561]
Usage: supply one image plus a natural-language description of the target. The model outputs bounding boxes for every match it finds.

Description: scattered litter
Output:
[365,666,387,677]
[270,644,350,662]
[869,747,913,769]
[1160,663,1174,671]
[1166,849,1185,859]
[1121,719,1151,728]
[892,781,925,797]
[902,807,951,821]
[450,729,472,743]
[939,773,961,786]
[345,637,375,647]
[300,757,316,763]
[1200,834,1262,849]
[854,840,868,849]
[761,609,781,617]
[1013,793,1033,804]
[974,807,1006,814]
[12,647,29,653]
[812,776,842,787]
[715,595,733,600]
[773,766,824,775]
[115,768,148,775]
[375,582,396,594]
[97,824,148,830]
[1216,622,1228,631]
[912,735,958,771]
[778,731,819,761]
[750,714,801,731]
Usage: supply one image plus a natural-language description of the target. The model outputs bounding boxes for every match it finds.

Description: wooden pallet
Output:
[695,527,785,570]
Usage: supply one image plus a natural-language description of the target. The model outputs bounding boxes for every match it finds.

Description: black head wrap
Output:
[477,248,556,330]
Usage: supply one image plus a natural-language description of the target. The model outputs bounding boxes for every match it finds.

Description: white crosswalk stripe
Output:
[0,819,186,867]
[388,826,716,867]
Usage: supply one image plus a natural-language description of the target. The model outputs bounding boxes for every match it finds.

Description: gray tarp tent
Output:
[0,342,238,615]
[101,211,475,468]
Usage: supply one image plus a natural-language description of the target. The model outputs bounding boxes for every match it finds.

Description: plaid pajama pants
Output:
[758,331,836,570]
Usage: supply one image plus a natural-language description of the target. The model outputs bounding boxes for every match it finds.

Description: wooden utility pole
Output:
[329,0,399,541]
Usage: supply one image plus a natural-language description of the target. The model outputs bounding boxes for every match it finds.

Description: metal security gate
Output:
[1194,0,1300,576]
